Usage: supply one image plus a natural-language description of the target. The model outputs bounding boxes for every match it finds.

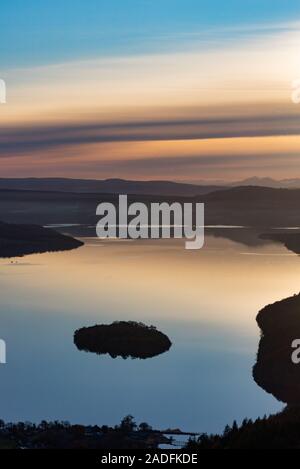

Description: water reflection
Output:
[0,230,297,432]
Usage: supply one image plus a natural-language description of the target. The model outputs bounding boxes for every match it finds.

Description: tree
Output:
[139,422,152,432]
[120,415,137,432]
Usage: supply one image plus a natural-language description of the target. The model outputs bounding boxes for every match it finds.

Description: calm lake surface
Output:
[1,229,298,433]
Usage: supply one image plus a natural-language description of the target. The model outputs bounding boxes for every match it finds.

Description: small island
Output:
[74,321,172,359]
[0,221,83,258]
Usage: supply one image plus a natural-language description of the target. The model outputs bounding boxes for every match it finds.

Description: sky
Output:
[1,1,300,182]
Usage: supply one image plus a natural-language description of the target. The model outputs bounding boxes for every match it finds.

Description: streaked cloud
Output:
[1,110,300,155]
[1,22,300,180]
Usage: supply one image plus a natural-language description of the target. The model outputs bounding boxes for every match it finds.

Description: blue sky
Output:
[1,0,300,67]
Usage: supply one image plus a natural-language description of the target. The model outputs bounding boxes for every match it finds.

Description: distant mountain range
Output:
[191,177,300,189]
[1,176,300,195]
[232,177,300,189]
[0,178,221,196]
[1,184,300,229]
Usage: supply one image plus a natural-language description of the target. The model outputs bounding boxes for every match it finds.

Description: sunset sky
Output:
[1,1,300,182]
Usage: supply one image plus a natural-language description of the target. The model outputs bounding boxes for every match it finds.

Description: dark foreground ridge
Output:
[0,221,83,258]
[5,408,300,449]
[185,406,300,449]
[0,415,173,449]
[74,321,172,359]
